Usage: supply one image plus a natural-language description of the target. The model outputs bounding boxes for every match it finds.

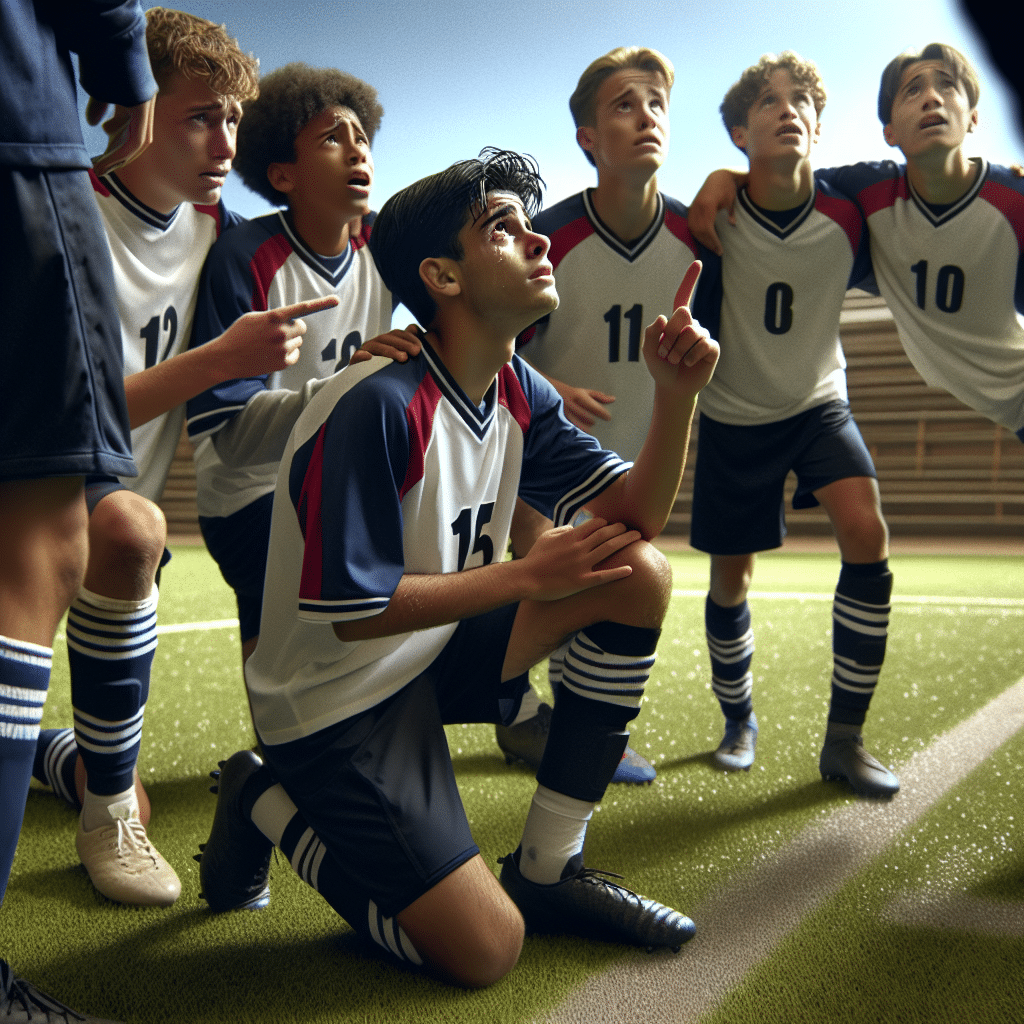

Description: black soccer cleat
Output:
[195,750,273,911]
[498,848,695,951]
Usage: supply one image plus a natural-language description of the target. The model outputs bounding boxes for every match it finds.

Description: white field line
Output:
[543,675,1024,1024]
[673,588,1024,609]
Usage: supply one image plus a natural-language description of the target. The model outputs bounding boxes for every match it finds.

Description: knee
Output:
[446,904,524,988]
[709,554,754,607]
[837,508,889,563]
[88,492,167,591]
[606,540,672,628]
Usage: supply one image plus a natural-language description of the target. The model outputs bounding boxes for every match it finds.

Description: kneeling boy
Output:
[198,148,717,986]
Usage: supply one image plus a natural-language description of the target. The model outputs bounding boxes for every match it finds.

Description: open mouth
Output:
[919,116,946,129]
[529,264,554,281]
[348,172,371,189]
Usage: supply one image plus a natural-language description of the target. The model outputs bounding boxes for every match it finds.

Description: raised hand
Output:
[214,295,340,379]
[642,261,719,398]
[687,169,744,255]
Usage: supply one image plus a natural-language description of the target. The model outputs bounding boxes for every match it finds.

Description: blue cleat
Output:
[820,725,899,799]
[712,712,758,771]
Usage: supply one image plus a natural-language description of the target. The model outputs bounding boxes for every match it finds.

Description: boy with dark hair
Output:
[30,8,336,909]
[197,148,717,987]
[504,45,701,783]
[185,62,416,666]
[687,52,897,798]
[691,42,1024,442]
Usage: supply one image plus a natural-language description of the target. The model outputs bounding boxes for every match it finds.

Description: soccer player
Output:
[185,63,417,668]
[30,8,334,909]
[686,53,898,799]
[196,148,717,986]
[1,0,154,1018]
[502,46,701,783]
[690,42,1024,442]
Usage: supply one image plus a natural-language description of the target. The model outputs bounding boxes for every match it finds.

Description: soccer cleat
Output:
[498,848,695,951]
[712,712,758,771]
[819,726,900,799]
[75,804,180,907]
[0,959,124,1022]
[495,702,552,768]
[196,750,272,911]
[496,704,656,784]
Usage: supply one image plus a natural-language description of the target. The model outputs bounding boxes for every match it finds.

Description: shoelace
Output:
[106,818,158,867]
[2,975,86,1022]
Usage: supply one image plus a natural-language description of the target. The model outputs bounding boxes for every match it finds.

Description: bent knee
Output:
[88,492,167,584]
[445,910,524,988]
[605,540,672,626]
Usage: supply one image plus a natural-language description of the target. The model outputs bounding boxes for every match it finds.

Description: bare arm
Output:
[333,517,639,643]
[124,295,338,429]
[687,169,748,256]
[586,262,719,540]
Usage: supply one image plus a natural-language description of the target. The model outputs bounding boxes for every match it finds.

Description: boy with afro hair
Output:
[186,63,417,667]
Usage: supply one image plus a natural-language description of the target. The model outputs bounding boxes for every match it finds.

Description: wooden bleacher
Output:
[160,291,1024,541]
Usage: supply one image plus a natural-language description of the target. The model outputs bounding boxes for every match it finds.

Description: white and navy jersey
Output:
[91,170,239,501]
[185,210,393,518]
[518,190,699,461]
[823,159,1024,433]
[246,346,628,746]
[692,182,871,426]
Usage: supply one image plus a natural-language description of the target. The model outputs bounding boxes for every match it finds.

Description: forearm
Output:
[333,560,531,643]
[124,346,230,429]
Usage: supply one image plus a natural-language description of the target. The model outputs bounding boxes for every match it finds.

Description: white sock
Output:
[81,785,138,831]
[509,686,542,726]
[518,784,594,884]
[251,783,300,847]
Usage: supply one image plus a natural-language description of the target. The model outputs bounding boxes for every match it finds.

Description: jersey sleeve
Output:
[287,372,411,623]
[512,358,629,526]
[983,164,1024,315]
[185,230,271,444]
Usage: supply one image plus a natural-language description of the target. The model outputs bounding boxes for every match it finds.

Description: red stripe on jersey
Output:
[249,234,294,313]
[663,207,699,257]
[297,425,328,602]
[857,173,909,218]
[195,202,222,234]
[980,180,1024,251]
[352,220,372,250]
[88,168,109,197]
[497,364,532,435]
[547,216,595,270]
[400,374,443,501]
[814,190,863,256]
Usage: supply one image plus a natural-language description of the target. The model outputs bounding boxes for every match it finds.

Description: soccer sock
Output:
[828,560,893,728]
[32,727,80,809]
[546,638,571,704]
[533,621,658,853]
[247,772,423,967]
[705,596,755,721]
[0,635,51,903]
[517,784,594,884]
[67,586,157,813]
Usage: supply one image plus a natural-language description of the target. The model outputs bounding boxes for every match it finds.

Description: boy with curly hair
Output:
[685,52,897,798]
[197,148,716,985]
[30,7,335,909]
[185,62,417,668]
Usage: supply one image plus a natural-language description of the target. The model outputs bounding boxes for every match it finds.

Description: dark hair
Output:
[877,43,979,125]
[369,148,545,327]
[233,62,383,205]
[720,51,826,141]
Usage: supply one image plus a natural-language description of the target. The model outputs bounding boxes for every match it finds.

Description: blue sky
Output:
[82,0,1021,220]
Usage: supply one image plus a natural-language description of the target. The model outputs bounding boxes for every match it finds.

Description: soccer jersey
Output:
[246,345,628,746]
[186,210,393,518]
[823,159,1024,433]
[91,170,238,500]
[518,190,699,461]
[693,182,871,426]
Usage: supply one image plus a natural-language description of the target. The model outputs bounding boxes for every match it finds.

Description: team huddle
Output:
[2,1,1022,1017]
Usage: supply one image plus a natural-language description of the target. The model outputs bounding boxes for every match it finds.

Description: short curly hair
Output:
[569,47,674,167]
[369,148,545,328]
[232,63,383,205]
[720,51,827,142]
[145,7,259,101]
[877,43,979,125]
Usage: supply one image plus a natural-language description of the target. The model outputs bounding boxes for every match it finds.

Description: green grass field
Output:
[4,545,1022,1023]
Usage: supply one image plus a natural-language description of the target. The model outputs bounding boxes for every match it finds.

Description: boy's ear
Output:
[576,125,595,155]
[419,257,462,303]
[882,123,898,148]
[267,162,295,195]
[729,124,748,151]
